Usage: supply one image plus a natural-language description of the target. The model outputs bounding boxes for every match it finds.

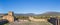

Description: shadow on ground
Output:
[0,19,9,25]
[48,18,57,25]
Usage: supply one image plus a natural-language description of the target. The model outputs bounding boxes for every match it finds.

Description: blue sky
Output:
[0,0,60,14]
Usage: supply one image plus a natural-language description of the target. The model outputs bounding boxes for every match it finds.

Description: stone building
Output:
[2,11,15,23]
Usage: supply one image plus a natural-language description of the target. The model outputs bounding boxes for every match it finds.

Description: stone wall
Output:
[29,17,47,22]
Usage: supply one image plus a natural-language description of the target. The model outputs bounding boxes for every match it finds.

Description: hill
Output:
[37,12,60,16]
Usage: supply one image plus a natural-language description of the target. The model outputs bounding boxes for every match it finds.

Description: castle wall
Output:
[29,17,47,22]
[3,15,14,22]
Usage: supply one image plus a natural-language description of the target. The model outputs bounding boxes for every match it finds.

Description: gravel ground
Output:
[8,21,53,25]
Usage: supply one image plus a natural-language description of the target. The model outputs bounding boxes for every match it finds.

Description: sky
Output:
[0,0,60,14]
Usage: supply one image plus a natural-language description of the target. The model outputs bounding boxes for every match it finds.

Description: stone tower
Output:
[8,11,14,16]
[3,11,15,23]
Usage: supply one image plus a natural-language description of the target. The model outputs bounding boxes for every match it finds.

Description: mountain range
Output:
[0,12,60,16]
[37,12,60,16]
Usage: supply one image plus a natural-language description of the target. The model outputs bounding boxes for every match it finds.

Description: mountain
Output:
[0,12,60,16]
[0,13,4,16]
[15,13,36,16]
[37,12,60,16]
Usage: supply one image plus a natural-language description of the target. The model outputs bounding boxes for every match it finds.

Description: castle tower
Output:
[3,11,15,23]
[8,11,14,16]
